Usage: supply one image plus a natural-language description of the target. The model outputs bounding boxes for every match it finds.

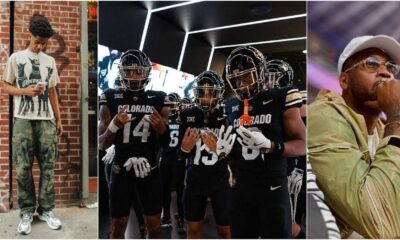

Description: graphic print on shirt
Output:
[37,67,52,117]
[16,62,29,115]
[19,58,42,115]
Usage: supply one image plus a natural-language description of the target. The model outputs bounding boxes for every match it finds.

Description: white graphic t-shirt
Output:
[2,49,59,120]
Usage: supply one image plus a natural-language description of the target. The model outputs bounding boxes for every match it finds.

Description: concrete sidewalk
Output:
[0,205,98,239]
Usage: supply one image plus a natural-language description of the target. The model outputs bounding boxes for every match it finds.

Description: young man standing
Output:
[1,14,63,235]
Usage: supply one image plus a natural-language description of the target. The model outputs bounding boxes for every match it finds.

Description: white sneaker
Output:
[17,212,33,235]
[38,211,62,230]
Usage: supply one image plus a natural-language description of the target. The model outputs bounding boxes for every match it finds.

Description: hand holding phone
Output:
[35,82,47,94]
[36,82,47,88]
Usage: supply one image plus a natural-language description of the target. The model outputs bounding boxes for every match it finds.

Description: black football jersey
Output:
[178,106,228,182]
[99,89,167,166]
[224,87,302,178]
[161,115,180,161]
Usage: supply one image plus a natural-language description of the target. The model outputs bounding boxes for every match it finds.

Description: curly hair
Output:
[29,13,54,38]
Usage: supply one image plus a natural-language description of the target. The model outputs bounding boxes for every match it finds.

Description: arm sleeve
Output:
[49,58,59,87]
[284,87,302,111]
[2,54,16,85]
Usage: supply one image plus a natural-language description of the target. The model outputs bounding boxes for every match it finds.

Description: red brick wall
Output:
[0,1,83,212]
[0,1,11,213]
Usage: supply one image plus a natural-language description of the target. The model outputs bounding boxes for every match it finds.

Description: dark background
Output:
[99,1,307,91]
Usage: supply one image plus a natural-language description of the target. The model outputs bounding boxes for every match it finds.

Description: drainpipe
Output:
[80,1,89,200]
[8,0,14,210]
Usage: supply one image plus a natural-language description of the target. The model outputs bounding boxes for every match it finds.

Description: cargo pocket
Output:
[37,120,58,166]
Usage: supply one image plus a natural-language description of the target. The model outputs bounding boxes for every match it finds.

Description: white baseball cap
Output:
[337,35,400,74]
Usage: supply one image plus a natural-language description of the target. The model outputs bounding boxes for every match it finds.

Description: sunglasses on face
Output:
[344,56,400,75]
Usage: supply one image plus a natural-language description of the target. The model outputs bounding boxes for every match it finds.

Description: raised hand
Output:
[112,105,136,129]
[144,107,167,134]
[236,126,271,151]
[216,125,236,157]
[376,79,400,122]
[201,129,217,153]
[181,127,200,153]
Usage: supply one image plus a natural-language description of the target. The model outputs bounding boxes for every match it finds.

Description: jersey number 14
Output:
[123,115,151,143]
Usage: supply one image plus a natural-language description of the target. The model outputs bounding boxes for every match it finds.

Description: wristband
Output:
[108,121,120,133]
[271,141,285,156]
[180,146,191,153]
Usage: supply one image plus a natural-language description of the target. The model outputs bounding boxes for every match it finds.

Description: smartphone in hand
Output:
[35,82,47,94]
[36,82,47,88]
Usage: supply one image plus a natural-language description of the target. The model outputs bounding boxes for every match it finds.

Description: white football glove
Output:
[288,168,304,196]
[123,157,151,178]
[236,126,271,151]
[102,145,115,165]
[216,125,237,157]
[288,167,304,221]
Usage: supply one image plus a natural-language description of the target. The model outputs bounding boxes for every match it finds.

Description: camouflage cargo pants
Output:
[12,118,58,216]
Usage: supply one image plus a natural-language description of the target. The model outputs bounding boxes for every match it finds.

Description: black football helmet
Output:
[193,70,224,111]
[225,46,266,100]
[118,49,152,92]
[165,92,181,116]
[265,59,294,89]
[180,97,192,110]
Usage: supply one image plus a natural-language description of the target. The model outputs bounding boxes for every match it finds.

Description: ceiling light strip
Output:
[214,36,307,49]
[151,1,203,13]
[189,13,306,34]
[177,32,189,71]
[206,47,215,71]
[141,1,203,51]
[139,11,152,51]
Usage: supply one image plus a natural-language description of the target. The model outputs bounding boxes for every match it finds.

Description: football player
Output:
[264,59,295,89]
[222,46,306,238]
[177,70,231,238]
[265,58,307,238]
[98,49,169,238]
[180,97,193,110]
[100,75,147,239]
[160,92,186,233]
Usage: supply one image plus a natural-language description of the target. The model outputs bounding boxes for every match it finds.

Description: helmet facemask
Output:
[193,72,224,112]
[265,59,294,89]
[119,66,151,92]
[194,86,223,111]
[118,50,152,92]
[165,93,181,117]
[226,67,263,100]
[180,98,192,110]
[225,46,266,100]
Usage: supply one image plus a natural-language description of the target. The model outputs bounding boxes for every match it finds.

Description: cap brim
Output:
[348,35,400,65]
